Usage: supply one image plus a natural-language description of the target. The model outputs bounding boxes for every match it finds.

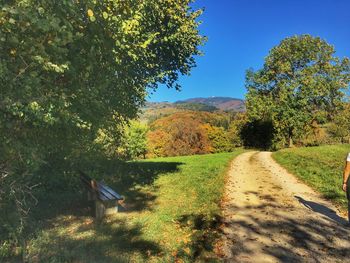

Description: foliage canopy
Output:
[246,35,350,148]
[0,0,204,255]
[147,111,242,157]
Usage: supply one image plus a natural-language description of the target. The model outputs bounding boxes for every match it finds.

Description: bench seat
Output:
[79,171,123,220]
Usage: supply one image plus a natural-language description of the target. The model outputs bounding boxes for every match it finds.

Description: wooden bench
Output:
[79,171,124,220]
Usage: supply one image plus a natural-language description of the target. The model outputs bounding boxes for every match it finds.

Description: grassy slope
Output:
[26,150,245,263]
[272,144,350,210]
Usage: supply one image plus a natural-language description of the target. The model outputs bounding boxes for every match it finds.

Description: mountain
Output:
[140,97,245,123]
[175,97,245,112]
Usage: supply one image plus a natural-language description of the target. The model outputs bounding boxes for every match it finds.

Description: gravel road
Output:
[221,151,350,263]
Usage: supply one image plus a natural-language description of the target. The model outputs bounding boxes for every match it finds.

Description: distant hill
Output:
[175,97,245,112]
[140,97,245,123]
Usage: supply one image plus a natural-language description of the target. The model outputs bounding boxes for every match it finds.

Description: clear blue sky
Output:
[148,0,350,102]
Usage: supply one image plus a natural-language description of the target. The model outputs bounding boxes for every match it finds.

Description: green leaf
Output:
[38,7,44,15]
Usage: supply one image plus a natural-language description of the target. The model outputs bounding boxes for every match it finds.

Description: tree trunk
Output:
[288,135,294,148]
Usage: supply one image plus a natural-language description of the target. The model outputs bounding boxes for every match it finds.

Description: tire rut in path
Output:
[221,151,350,263]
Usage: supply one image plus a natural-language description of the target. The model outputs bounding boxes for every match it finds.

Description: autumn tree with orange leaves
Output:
[147,111,243,157]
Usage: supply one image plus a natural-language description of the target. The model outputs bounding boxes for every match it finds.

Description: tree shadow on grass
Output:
[176,213,223,260]
[84,160,184,212]
[31,160,184,220]
[12,160,184,262]
[93,160,184,187]
[27,215,161,263]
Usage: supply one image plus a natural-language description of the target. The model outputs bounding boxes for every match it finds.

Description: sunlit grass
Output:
[25,150,245,262]
[273,144,350,210]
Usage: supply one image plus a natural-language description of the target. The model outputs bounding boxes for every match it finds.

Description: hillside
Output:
[175,97,245,111]
[140,97,245,123]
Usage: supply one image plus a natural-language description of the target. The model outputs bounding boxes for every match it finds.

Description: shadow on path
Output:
[295,195,348,226]
[223,151,350,262]
[223,186,350,262]
[224,200,350,262]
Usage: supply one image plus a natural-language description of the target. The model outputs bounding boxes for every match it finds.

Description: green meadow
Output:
[273,144,350,210]
[6,150,245,263]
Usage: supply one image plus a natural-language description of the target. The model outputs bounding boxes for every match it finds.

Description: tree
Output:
[227,112,247,147]
[146,110,243,156]
[203,124,233,153]
[119,121,148,160]
[1,0,204,164]
[147,129,171,158]
[147,112,212,157]
[246,35,350,148]
[164,118,210,156]
[0,0,204,256]
[327,102,350,143]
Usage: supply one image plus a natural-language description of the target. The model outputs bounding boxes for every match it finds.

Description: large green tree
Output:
[0,0,204,252]
[0,0,204,176]
[246,35,350,148]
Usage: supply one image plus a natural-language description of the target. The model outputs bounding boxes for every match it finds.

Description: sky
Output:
[148,0,350,102]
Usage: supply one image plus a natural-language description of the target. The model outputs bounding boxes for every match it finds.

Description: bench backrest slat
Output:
[99,182,123,200]
[79,171,123,201]
[97,184,116,200]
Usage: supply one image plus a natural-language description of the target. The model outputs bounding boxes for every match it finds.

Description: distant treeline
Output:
[174,102,219,112]
[106,110,244,159]
[111,101,350,160]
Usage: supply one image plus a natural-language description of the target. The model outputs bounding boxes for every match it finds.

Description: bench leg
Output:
[95,200,105,221]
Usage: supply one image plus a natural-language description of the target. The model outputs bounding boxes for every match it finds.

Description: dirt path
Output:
[221,151,350,263]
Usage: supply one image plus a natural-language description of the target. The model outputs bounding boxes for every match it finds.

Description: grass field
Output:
[11,150,245,262]
[272,144,350,211]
